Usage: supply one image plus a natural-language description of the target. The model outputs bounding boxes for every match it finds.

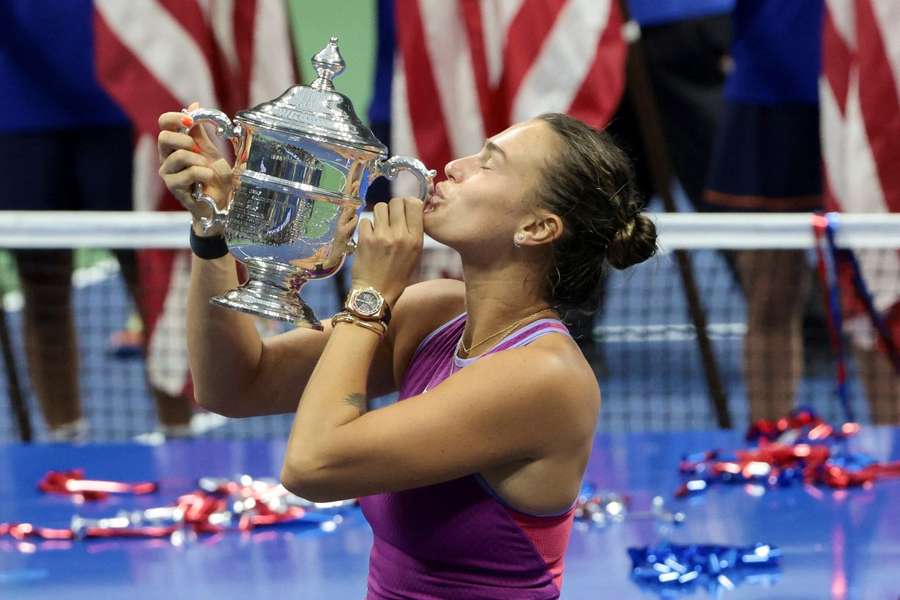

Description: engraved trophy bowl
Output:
[184,37,434,329]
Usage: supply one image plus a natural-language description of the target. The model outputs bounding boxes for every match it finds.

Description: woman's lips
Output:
[425,184,446,213]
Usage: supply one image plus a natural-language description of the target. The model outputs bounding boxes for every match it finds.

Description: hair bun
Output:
[606,212,657,270]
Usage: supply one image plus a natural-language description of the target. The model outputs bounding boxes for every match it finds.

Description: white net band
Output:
[0,211,897,250]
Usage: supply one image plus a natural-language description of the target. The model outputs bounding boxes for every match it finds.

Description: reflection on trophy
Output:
[184,37,434,329]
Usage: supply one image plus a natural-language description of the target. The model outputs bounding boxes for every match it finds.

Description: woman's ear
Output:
[521,212,564,246]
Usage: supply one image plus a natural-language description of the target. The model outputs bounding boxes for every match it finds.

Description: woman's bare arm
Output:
[281,335,599,503]
[185,260,460,417]
[158,106,395,416]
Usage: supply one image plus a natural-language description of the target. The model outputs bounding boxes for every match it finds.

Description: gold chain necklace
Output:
[459,307,555,357]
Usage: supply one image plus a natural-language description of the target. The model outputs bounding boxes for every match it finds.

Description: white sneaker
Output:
[134,412,229,444]
[46,418,88,443]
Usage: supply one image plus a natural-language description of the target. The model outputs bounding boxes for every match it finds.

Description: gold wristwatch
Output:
[344,286,392,324]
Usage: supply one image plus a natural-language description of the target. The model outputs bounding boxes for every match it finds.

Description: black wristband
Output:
[189,226,229,260]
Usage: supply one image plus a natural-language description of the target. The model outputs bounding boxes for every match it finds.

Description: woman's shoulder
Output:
[526,333,600,398]
[483,330,601,429]
[487,335,601,439]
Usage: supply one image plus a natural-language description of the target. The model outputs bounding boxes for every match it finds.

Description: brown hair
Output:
[534,113,658,310]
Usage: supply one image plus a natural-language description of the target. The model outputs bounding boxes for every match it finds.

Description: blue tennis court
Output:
[2,427,898,599]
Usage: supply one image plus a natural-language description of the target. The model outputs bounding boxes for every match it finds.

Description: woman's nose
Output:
[444,160,460,182]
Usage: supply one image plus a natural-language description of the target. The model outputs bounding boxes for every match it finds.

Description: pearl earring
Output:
[514,232,525,247]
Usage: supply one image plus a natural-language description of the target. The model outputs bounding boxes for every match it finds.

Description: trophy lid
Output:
[237,37,387,157]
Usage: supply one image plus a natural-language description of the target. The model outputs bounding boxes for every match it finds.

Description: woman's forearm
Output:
[280,195,422,496]
[282,322,380,486]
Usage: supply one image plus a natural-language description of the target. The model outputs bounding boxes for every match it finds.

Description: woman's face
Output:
[424,120,559,256]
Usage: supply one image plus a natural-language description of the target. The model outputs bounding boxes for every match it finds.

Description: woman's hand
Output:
[352,196,424,308]
[157,101,233,218]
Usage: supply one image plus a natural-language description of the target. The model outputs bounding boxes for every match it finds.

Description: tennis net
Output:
[0,211,897,442]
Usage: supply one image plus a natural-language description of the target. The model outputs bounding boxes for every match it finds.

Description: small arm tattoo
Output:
[344,392,367,413]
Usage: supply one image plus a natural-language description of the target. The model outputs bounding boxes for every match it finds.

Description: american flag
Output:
[820,0,900,347]
[390,0,626,277]
[392,0,626,191]
[93,0,296,397]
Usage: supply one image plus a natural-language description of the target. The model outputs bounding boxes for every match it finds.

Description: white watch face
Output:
[353,290,381,316]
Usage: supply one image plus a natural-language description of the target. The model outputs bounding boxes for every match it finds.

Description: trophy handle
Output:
[182,108,243,236]
[372,156,436,201]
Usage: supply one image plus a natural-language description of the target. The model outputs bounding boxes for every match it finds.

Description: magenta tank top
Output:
[358,313,575,599]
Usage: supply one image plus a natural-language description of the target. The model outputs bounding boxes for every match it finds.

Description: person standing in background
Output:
[93,0,297,441]
[571,0,734,349]
[0,0,194,440]
[704,0,825,421]
[608,0,733,213]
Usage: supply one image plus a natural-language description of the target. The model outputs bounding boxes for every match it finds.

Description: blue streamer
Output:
[629,542,781,594]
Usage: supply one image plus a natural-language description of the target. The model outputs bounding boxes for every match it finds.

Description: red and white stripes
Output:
[392,0,625,194]
[93,0,296,396]
[821,0,900,344]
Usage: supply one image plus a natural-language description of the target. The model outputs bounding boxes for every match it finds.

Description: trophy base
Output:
[210,260,322,329]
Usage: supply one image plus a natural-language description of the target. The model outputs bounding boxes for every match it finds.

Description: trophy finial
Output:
[310,37,345,91]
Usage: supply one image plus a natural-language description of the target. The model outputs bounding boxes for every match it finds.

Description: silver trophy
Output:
[184,37,434,329]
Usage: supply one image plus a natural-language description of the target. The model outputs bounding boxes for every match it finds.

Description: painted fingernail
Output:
[181,116,193,127]
[192,143,201,153]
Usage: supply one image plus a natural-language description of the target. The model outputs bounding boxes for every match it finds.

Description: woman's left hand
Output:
[351,196,424,308]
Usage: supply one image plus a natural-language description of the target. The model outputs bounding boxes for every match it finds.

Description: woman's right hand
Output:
[157,101,233,218]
